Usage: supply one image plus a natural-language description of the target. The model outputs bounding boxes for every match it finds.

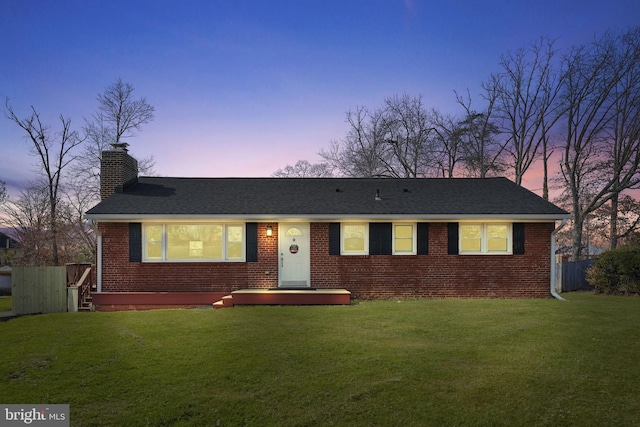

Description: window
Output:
[459,223,511,254]
[334,222,420,256]
[167,224,223,259]
[143,223,245,262]
[487,225,509,252]
[285,227,303,236]
[460,224,482,252]
[341,223,368,255]
[226,225,244,259]
[393,224,416,255]
[145,225,163,260]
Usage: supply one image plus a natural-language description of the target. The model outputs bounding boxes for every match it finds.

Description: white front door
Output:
[279,223,310,288]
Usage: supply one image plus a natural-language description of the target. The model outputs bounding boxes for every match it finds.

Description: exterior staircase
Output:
[67,264,95,312]
[78,287,96,312]
[213,289,351,309]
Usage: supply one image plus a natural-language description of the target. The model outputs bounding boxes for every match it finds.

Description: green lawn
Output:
[1,293,639,426]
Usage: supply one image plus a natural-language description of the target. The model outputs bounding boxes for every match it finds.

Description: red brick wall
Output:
[247,223,279,289]
[310,222,553,298]
[100,150,139,200]
[99,223,249,292]
[99,221,554,298]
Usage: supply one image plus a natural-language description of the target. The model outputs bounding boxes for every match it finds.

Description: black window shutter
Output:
[369,223,392,255]
[329,223,341,255]
[417,223,429,255]
[513,222,525,255]
[447,222,459,255]
[129,223,142,262]
[246,223,258,262]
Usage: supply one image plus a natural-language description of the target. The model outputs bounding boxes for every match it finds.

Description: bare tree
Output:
[320,94,439,178]
[430,109,465,178]
[73,79,156,200]
[66,80,156,260]
[2,185,51,265]
[63,174,101,260]
[5,100,84,265]
[320,106,388,177]
[72,116,113,201]
[1,182,91,265]
[455,89,506,178]
[604,28,640,249]
[591,194,640,248]
[272,160,333,177]
[97,78,155,145]
[377,94,439,178]
[558,28,640,258]
[490,38,566,191]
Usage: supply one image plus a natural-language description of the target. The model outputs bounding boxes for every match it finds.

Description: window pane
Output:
[167,225,222,259]
[187,241,201,256]
[343,225,365,252]
[395,225,413,238]
[285,227,303,236]
[461,225,482,252]
[395,239,413,252]
[146,225,163,259]
[227,225,243,259]
[461,238,481,252]
[395,225,413,252]
[488,225,508,252]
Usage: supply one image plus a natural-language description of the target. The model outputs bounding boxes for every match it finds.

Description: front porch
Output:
[91,289,351,311]
[213,288,351,309]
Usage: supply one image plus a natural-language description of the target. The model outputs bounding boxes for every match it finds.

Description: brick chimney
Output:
[100,143,139,200]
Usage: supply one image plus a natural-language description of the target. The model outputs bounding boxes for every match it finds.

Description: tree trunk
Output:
[610,193,619,250]
[542,143,550,201]
[50,198,59,265]
[572,216,584,261]
[571,183,584,260]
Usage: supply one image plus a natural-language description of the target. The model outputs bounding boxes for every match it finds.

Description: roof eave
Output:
[85,213,571,222]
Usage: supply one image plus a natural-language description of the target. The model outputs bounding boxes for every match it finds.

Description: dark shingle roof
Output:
[85,177,569,219]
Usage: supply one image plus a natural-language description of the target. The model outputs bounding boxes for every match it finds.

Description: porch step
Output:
[212,295,234,309]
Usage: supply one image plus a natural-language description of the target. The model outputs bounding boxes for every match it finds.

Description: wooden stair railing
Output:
[74,267,93,311]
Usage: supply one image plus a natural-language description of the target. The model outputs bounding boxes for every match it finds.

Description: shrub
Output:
[587,245,640,295]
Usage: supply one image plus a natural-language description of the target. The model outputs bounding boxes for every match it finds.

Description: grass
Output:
[1,293,639,426]
[0,296,11,312]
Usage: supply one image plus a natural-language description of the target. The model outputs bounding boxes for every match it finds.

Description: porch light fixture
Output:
[266,226,273,237]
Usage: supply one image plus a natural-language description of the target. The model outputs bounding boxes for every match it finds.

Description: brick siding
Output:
[99,221,553,298]
[100,150,139,200]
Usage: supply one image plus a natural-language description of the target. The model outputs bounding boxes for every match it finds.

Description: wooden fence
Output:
[12,266,67,315]
[556,259,595,293]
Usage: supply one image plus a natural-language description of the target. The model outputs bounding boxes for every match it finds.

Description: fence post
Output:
[555,262,562,293]
[68,286,78,312]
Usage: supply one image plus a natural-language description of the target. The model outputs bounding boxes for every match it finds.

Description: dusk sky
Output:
[2,1,639,196]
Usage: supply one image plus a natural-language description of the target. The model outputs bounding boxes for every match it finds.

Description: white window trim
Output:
[392,223,417,255]
[341,223,369,255]
[142,223,246,262]
[459,223,512,255]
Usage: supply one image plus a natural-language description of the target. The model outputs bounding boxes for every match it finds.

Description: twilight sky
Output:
[1,0,639,196]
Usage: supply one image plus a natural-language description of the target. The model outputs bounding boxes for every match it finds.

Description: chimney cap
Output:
[110,142,129,152]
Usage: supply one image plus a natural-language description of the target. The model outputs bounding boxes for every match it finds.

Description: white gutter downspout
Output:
[550,219,568,301]
[97,231,103,293]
